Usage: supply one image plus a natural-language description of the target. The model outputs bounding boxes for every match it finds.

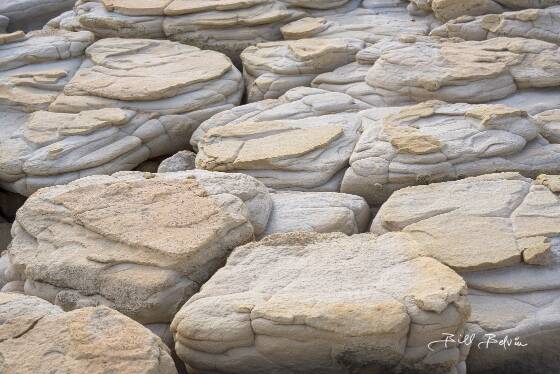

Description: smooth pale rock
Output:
[313,36,560,107]
[535,109,560,142]
[194,87,369,191]
[48,0,361,63]
[431,6,560,44]
[281,7,439,43]
[158,150,197,172]
[241,38,365,102]
[262,191,370,236]
[2,171,272,324]
[341,101,560,204]
[370,172,560,373]
[0,292,177,373]
[0,34,243,196]
[0,0,75,31]
[171,231,469,374]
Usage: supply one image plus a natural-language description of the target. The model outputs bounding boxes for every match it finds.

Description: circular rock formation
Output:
[0,31,243,196]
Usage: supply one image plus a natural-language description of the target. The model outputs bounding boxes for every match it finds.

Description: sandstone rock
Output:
[241,38,365,102]
[171,231,469,374]
[313,36,560,106]
[262,191,370,236]
[281,6,438,43]
[2,170,272,324]
[49,0,361,63]
[158,150,197,173]
[0,33,243,196]
[370,172,560,373]
[535,109,560,142]
[431,6,560,44]
[0,292,177,373]
[193,87,369,191]
[341,101,560,204]
[0,0,75,32]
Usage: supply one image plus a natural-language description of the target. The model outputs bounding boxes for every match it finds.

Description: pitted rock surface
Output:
[171,231,469,374]
[370,172,560,373]
[1,171,272,324]
[341,101,560,204]
[0,292,177,373]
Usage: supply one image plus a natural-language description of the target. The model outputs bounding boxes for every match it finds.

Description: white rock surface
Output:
[341,101,560,204]
[262,191,370,236]
[371,172,560,374]
[0,0,75,31]
[172,231,469,374]
[0,292,178,373]
[194,87,369,191]
[0,32,243,196]
[313,36,560,107]
[241,38,365,102]
[2,170,272,324]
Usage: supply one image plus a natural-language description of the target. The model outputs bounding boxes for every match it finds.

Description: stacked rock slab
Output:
[48,0,361,63]
[193,87,369,191]
[431,6,560,44]
[281,6,439,43]
[1,170,272,326]
[0,31,243,196]
[407,0,560,21]
[0,292,178,373]
[262,191,370,236]
[341,101,560,205]
[0,0,75,31]
[371,172,560,374]
[241,38,365,102]
[313,36,560,108]
[172,231,470,374]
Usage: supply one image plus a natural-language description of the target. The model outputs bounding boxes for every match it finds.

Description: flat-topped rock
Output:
[0,292,177,373]
[341,101,560,204]
[370,172,560,373]
[313,36,560,106]
[48,0,360,63]
[431,6,560,44]
[194,87,369,191]
[281,7,438,43]
[0,0,75,31]
[172,231,469,374]
[263,191,370,236]
[0,33,243,196]
[2,170,272,324]
[242,38,364,102]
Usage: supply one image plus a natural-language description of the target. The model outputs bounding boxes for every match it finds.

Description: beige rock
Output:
[535,109,560,143]
[341,101,560,204]
[172,231,469,374]
[0,34,243,196]
[241,38,364,102]
[431,6,560,44]
[48,0,359,63]
[194,87,369,191]
[313,36,560,106]
[2,171,272,324]
[370,172,560,373]
[0,292,177,373]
